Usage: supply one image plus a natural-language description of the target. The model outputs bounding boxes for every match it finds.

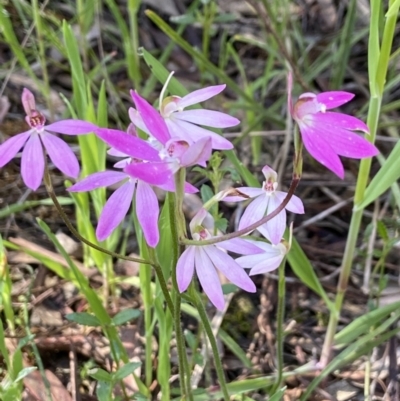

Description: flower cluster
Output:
[0,79,378,309]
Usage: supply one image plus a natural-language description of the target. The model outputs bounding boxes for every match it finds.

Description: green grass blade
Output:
[356,139,400,209]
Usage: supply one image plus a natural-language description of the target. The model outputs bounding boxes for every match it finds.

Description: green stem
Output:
[127,0,142,88]
[171,169,193,401]
[320,1,399,367]
[190,287,230,401]
[270,258,286,395]
[140,243,153,388]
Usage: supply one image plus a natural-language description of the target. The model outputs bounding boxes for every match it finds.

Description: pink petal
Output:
[95,128,160,162]
[249,254,284,275]
[195,247,225,310]
[130,91,170,145]
[204,246,256,293]
[21,134,44,190]
[108,147,128,157]
[128,107,151,136]
[258,196,287,245]
[41,133,79,178]
[313,111,369,133]
[166,119,233,150]
[124,161,173,185]
[68,171,127,192]
[316,91,354,109]
[174,110,239,128]
[45,120,97,135]
[274,191,304,214]
[310,120,378,159]
[218,238,265,255]
[96,181,135,241]
[176,246,196,292]
[189,208,208,234]
[177,85,226,109]
[299,125,344,178]
[224,187,264,202]
[236,250,280,268]
[180,137,212,167]
[0,131,31,168]
[238,194,268,232]
[136,180,160,247]
[262,165,278,181]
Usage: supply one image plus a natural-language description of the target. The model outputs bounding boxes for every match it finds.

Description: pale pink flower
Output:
[177,209,262,310]
[224,166,304,245]
[236,241,288,276]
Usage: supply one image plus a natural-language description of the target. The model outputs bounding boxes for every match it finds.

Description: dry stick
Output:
[246,0,309,92]
[181,176,300,246]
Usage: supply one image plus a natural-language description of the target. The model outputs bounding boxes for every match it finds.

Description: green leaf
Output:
[66,312,101,327]
[0,197,73,219]
[334,301,400,346]
[96,380,112,401]
[269,387,286,401]
[287,236,333,311]
[89,368,113,382]
[221,283,238,295]
[113,362,142,382]
[111,309,141,326]
[356,136,400,210]
[14,367,37,384]
[218,328,252,368]
[141,48,188,97]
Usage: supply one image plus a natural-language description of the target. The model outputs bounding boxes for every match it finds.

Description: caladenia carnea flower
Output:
[177,208,264,310]
[129,84,236,150]
[68,135,198,247]
[289,81,379,178]
[236,241,289,276]
[0,88,97,190]
[122,91,212,185]
[224,166,304,245]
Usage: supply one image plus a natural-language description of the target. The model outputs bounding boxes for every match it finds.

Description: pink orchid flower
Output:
[177,208,262,310]
[123,91,212,185]
[289,79,379,178]
[0,88,97,190]
[69,126,198,247]
[129,84,236,150]
[224,166,304,245]
[236,241,288,276]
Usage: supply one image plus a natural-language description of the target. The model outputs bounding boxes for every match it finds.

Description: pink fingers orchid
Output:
[0,88,97,190]
[177,208,263,310]
[129,84,236,150]
[236,241,288,276]
[122,91,212,185]
[224,166,304,245]
[69,126,198,247]
[289,78,379,178]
